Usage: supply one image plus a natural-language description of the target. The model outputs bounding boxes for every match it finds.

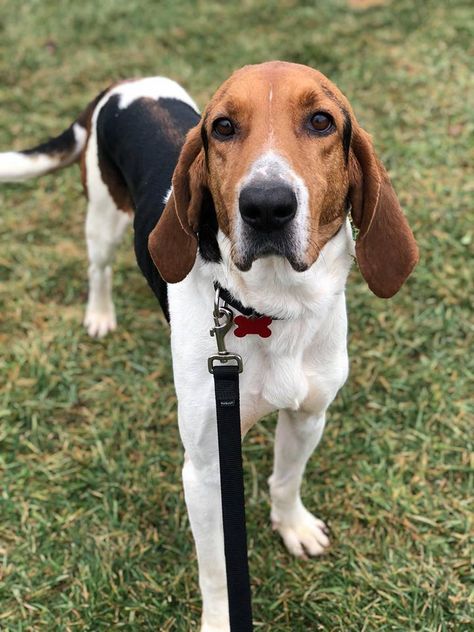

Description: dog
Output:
[0,62,418,631]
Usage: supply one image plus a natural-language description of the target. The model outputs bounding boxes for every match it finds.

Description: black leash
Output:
[213,365,253,631]
[209,289,253,632]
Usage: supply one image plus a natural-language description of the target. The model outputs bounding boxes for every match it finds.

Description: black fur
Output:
[200,112,211,172]
[201,114,209,158]
[341,107,352,165]
[23,126,77,157]
[321,87,352,165]
[198,188,221,264]
[96,95,201,320]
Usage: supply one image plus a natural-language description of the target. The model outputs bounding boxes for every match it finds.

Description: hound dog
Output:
[0,62,418,631]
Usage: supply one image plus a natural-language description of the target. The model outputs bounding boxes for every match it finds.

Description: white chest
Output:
[168,220,354,429]
[235,298,349,426]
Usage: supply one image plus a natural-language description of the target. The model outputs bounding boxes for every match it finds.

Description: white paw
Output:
[271,504,330,559]
[84,308,117,338]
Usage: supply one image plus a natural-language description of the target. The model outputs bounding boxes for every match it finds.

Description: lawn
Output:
[0,0,472,630]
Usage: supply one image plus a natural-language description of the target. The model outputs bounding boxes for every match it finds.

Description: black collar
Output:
[214,282,281,320]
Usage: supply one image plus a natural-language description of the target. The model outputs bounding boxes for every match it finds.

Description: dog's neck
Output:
[199,219,355,321]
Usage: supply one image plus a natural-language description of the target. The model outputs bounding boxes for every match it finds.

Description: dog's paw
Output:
[271,504,330,559]
[84,309,117,338]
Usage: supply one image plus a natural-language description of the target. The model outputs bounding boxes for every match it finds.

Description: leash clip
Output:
[208,287,243,374]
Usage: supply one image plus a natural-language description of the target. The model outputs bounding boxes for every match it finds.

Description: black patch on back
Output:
[198,188,221,263]
[341,107,352,165]
[96,95,200,320]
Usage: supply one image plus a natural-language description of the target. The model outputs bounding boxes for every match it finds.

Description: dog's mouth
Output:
[233,228,308,272]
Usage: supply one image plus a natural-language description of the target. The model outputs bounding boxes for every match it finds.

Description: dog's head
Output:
[149,61,418,298]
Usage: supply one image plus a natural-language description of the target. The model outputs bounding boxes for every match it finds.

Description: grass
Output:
[0,0,472,629]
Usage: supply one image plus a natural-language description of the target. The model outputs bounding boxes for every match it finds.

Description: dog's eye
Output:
[212,118,235,139]
[309,112,334,134]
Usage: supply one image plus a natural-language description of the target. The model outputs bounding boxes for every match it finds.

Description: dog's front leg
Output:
[179,406,230,632]
[269,409,330,558]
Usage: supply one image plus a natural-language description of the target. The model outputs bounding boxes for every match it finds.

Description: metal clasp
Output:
[208,287,243,374]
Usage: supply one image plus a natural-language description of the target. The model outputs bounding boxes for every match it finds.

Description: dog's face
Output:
[149,61,418,298]
[203,63,351,273]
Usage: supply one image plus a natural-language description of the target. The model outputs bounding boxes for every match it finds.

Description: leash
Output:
[208,287,253,632]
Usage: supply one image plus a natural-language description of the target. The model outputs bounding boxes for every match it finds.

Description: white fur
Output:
[168,220,354,630]
[0,151,60,182]
[163,186,172,205]
[72,122,87,153]
[114,76,199,112]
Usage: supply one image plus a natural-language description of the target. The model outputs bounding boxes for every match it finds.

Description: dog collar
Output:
[214,282,279,338]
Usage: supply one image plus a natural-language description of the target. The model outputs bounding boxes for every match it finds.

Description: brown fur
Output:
[97,149,134,215]
[149,62,418,297]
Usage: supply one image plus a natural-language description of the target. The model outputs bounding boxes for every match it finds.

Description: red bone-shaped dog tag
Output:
[234,315,272,338]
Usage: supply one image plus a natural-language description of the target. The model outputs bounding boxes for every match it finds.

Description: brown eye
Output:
[309,112,334,134]
[212,117,235,139]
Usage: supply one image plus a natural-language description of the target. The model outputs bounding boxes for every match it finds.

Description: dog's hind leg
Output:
[269,409,330,558]
[84,196,131,337]
[82,95,132,338]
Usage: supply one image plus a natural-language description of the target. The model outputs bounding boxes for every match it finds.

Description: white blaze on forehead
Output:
[267,83,274,145]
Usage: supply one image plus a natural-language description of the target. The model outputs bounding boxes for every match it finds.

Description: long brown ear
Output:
[348,126,419,298]
[148,124,206,283]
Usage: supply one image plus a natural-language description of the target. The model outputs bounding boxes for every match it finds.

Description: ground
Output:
[0,0,472,630]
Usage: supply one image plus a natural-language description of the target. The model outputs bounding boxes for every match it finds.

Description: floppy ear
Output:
[148,124,206,283]
[348,125,419,298]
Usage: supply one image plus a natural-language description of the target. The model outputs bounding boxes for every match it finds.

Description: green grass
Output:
[0,0,472,629]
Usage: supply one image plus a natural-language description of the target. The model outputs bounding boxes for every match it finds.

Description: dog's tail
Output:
[0,90,106,182]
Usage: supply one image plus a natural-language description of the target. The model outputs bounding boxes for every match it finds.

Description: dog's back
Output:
[0,76,201,332]
[94,83,200,316]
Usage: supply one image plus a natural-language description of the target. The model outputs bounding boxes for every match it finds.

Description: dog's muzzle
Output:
[236,180,306,272]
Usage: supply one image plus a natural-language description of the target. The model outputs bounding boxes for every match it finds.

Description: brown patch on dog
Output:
[141,98,184,145]
[97,148,134,215]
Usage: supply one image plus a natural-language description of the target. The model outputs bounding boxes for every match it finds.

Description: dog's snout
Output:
[239,183,297,232]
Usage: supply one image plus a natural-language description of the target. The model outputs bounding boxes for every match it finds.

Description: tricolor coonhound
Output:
[0,62,418,631]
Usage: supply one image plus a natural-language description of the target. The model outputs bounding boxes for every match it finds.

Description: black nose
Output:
[239,183,297,231]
